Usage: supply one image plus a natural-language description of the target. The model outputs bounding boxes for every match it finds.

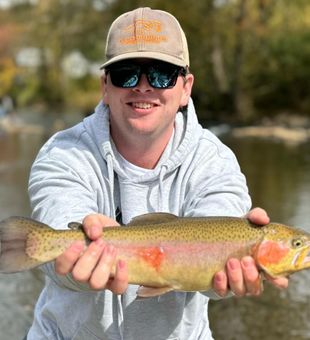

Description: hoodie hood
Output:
[83,98,203,183]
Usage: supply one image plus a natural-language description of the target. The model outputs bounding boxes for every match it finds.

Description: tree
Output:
[2,0,310,121]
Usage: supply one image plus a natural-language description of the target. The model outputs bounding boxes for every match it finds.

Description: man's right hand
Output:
[55,213,128,294]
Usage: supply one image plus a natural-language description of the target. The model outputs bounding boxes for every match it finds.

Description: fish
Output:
[0,213,310,297]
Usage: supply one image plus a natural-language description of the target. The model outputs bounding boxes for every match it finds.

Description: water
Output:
[0,129,309,339]
[0,132,45,340]
[209,137,310,340]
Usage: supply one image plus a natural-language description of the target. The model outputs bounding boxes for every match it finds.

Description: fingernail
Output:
[214,271,225,283]
[118,259,126,269]
[242,257,254,268]
[104,244,115,256]
[228,259,239,270]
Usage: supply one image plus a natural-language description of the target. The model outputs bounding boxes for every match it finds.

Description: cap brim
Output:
[100,51,188,69]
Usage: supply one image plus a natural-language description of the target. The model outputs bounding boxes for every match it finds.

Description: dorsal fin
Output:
[127,213,178,226]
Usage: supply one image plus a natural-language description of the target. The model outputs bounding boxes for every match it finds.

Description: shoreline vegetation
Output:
[1,110,310,146]
[2,1,310,128]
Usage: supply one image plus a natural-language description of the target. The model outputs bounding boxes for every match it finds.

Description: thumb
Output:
[245,207,270,226]
[82,214,119,240]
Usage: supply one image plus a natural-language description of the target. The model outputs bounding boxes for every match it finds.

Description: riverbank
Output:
[212,113,310,145]
[0,109,79,137]
[0,115,45,135]
[231,113,310,144]
[1,110,310,145]
[231,125,310,144]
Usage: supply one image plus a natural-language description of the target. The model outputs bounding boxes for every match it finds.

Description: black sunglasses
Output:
[105,61,187,89]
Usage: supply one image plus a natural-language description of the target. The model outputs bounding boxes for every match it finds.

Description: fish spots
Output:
[256,240,290,267]
[137,247,165,271]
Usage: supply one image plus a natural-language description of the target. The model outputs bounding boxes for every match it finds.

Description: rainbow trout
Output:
[0,213,310,297]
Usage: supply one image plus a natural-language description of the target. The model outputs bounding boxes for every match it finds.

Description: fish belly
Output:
[113,240,251,291]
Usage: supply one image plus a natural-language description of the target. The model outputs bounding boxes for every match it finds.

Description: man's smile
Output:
[129,102,159,110]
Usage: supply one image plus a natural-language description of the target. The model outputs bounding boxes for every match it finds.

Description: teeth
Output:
[132,103,153,109]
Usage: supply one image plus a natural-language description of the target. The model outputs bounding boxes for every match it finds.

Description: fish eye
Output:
[292,238,304,248]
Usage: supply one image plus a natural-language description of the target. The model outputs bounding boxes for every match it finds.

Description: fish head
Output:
[254,223,310,277]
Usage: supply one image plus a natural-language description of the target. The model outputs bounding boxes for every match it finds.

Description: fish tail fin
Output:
[0,217,48,273]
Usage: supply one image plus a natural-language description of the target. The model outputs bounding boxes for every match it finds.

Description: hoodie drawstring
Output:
[106,152,124,339]
[158,165,168,212]
[106,153,116,219]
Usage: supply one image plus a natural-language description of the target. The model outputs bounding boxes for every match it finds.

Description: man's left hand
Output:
[212,207,289,297]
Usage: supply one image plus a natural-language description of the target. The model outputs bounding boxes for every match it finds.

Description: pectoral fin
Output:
[136,285,174,298]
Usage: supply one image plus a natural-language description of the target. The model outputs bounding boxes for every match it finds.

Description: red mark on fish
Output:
[256,240,289,266]
[137,247,165,271]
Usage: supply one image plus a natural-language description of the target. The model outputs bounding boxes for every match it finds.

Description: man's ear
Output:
[180,73,194,107]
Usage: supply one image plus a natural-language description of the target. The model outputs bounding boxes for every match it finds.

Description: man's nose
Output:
[133,74,153,92]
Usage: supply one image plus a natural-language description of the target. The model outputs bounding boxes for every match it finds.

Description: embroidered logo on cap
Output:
[120,19,167,45]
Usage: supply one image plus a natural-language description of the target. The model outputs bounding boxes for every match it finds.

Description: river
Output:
[0,123,309,340]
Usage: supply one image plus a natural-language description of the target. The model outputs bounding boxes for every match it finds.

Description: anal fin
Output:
[136,285,174,298]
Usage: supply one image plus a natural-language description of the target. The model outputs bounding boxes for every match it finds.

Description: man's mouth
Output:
[131,102,156,109]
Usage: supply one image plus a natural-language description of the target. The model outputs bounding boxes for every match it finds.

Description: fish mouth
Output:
[302,251,310,265]
[292,248,310,269]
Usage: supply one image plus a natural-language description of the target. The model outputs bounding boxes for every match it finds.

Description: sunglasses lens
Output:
[107,62,183,89]
[108,64,141,88]
[148,64,179,88]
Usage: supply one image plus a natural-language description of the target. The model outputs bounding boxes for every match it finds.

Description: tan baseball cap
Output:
[100,7,190,69]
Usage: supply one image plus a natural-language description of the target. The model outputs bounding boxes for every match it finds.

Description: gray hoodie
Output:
[27,99,251,340]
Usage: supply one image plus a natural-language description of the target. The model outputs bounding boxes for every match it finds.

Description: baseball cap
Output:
[100,7,190,69]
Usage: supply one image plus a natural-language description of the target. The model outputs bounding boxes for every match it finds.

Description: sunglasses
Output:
[105,61,187,89]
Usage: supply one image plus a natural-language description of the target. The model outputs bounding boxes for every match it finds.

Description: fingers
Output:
[55,214,127,293]
[227,257,264,297]
[226,258,246,296]
[71,239,106,283]
[106,260,128,294]
[88,244,117,290]
[241,257,262,296]
[213,256,264,298]
[245,207,270,226]
[265,274,289,289]
[213,256,289,298]
[55,238,128,293]
[213,270,228,297]
[73,242,128,293]
[55,241,85,275]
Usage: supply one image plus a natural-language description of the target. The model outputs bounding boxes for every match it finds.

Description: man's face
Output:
[102,59,194,144]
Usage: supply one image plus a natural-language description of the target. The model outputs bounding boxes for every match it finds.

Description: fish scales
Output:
[101,217,263,242]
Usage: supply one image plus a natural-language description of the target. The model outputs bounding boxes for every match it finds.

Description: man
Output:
[26,7,287,340]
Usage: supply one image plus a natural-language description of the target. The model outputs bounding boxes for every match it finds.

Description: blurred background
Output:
[0,0,310,339]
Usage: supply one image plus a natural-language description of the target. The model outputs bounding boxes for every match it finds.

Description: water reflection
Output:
[226,137,310,226]
[0,132,309,339]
